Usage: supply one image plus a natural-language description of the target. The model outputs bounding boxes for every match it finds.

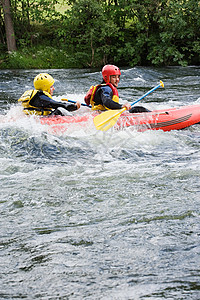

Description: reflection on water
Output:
[0,67,200,299]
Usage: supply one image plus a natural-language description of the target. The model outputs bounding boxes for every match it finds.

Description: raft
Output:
[39,104,200,132]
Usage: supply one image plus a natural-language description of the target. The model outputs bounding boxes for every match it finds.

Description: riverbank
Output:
[0,46,89,70]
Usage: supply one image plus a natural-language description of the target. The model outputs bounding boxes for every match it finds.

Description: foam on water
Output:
[0,67,200,299]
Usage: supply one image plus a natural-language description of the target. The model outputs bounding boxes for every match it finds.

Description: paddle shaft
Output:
[130,81,164,107]
[61,98,91,107]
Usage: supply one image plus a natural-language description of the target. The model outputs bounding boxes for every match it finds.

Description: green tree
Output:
[153,0,200,65]
[58,0,119,67]
[0,0,199,68]
[2,0,61,48]
[1,0,17,51]
[109,0,200,66]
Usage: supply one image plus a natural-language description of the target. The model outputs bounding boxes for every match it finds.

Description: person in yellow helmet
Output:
[18,73,80,116]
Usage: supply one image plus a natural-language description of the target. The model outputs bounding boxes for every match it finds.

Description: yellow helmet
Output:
[33,73,55,92]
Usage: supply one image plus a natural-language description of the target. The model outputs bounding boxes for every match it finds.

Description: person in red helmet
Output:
[84,64,131,111]
[84,64,150,113]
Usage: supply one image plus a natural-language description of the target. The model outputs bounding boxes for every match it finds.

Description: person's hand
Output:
[122,102,131,110]
[76,101,81,109]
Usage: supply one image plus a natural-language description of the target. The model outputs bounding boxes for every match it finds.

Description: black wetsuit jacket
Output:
[30,91,77,114]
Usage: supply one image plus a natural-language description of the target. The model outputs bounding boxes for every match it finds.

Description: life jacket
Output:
[18,89,53,116]
[84,83,119,111]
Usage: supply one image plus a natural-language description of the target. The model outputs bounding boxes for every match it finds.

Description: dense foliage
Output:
[0,0,199,68]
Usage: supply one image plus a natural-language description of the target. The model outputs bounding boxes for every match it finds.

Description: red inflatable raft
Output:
[39,104,200,133]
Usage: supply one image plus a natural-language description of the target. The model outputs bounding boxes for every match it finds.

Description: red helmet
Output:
[102,65,121,83]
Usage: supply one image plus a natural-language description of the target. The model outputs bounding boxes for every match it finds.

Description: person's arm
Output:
[100,86,122,109]
[97,86,131,110]
[30,92,79,111]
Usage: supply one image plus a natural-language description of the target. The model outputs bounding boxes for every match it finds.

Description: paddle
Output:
[93,80,164,131]
[61,98,91,108]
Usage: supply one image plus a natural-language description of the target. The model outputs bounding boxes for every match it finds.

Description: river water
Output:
[0,67,200,299]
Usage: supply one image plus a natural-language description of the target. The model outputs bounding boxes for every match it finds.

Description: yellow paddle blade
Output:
[96,113,121,131]
[94,107,126,131]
